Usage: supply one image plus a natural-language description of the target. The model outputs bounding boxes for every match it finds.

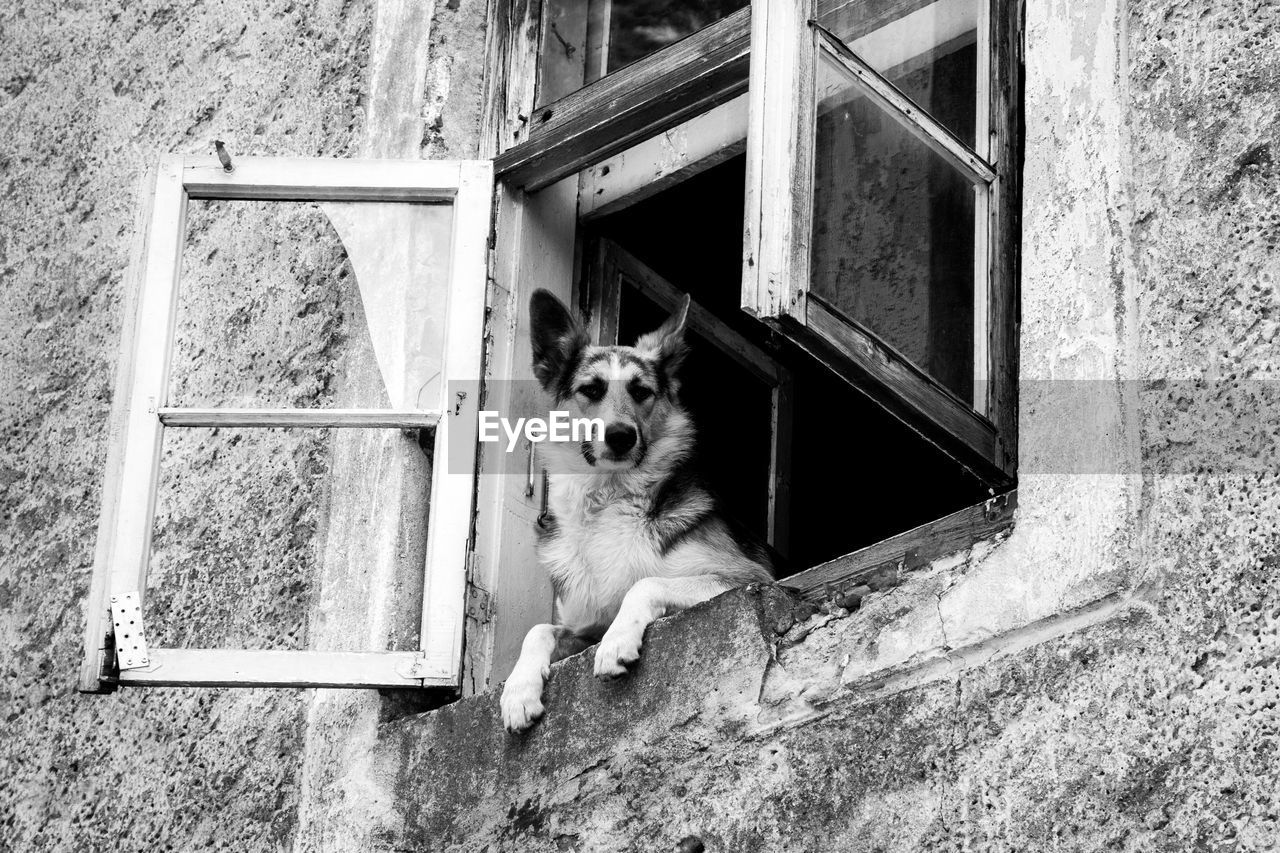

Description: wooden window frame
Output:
[742,0,1021,486]
[788,489,1018,603]
[476,0,1020,685]
[79,156,493,693]
[494,5,751,192]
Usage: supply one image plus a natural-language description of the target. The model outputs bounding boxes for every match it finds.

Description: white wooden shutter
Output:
[79,156,492,692]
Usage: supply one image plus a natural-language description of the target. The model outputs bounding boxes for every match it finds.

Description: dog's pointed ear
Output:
[529,289,589,396]
[636,294,691,389]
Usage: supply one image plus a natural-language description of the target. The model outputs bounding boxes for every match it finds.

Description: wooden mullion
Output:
[987,0,1022,475]
[742,0,814,321]
[768,373,795,556]
[181,157,463,202]
[79,165,162,693]
[417,161,494,687]
[156,408,442,429]
[813,24,996,186]
[599,242,623,346]
[496,6,751,192]
[115,649,450,689]
[479,0,542,158]
[584,0,613,85]
[976,0,993,160]
[106,157,188,628]
[782,489,1017,601]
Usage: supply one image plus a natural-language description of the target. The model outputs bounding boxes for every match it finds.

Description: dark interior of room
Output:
[590,152,992,576]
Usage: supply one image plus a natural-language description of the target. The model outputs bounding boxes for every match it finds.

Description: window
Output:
[742,0,1019,485]
[536,0,749,105]
[484,0,1021,670]
[84,0,1021,695]
[79,157,492,693]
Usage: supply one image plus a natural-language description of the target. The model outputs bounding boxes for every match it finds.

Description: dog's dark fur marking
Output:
[647,465,713,553]
[615,351,650,372]
[647,462,771,567]
[723,511,774,572]
[530,290,589,403]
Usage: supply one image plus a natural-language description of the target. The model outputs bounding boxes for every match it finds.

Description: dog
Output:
[500,288,775,733]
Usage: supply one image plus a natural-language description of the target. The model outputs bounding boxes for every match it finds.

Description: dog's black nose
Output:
[604,424,637,455]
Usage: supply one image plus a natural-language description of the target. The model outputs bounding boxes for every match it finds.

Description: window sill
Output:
[374,524,1144,845]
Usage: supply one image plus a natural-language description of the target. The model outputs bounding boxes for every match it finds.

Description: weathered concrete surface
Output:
[381,566,1276,851]
[0,0,372,849]
[290,0,492,846]
[380,586,808,848]
[4,0,1279,848]
[367,0,1280,850]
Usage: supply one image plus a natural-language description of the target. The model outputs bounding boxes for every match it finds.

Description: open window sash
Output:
[79,156,493,693]
[742,0,1017,486]
[494,5,750,191]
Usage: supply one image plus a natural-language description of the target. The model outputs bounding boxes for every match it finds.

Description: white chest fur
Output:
[540,474,669,633]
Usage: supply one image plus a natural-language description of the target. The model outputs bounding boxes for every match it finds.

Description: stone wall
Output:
[365,0,1280,849]
[0,1,374,848]
[2,0,1277,850]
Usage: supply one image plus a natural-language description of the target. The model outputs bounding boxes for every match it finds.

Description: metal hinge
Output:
[110,591,150,670]
[466,581,494,625]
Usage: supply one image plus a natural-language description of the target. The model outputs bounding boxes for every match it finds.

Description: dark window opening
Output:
[587,154,990,574]
[537,0,748,106]
[607,0,748,73]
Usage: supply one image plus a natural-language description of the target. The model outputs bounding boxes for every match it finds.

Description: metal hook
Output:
[213,139,233,173]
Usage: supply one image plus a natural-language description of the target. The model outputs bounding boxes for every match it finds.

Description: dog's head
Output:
[529,289,690,471]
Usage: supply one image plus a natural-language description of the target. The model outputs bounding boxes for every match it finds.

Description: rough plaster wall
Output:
[288,1,491,849]
[0,1,371,849]
[364,0,1280,850]
[422,0,490,161]
[153,200,355,650]
[785,0,1148,695]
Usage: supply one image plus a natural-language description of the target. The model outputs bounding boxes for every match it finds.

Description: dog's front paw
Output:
[594,622,644,679]
[501,676,545,733]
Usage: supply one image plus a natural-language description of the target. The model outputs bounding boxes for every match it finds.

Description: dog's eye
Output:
[577,383,606,401]
[629,385,654,403]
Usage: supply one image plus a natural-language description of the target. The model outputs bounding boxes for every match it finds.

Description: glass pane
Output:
[810,49,977,404]
[537,0,747,105]
[815,0,980,146]
[171,200,455,411]
[606,0,747,71]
